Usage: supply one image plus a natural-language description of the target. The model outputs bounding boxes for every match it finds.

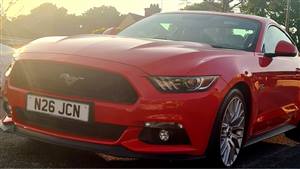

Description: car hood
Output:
[23,35,247,75]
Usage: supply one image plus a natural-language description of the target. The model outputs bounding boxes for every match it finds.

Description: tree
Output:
[3,3,125,40]
[81,6,122,33]
[241,0,285,22]
[220,0,245,12]
[10,3,79,38]
[184,1,222,11]
[241,0,300,49]
[1,0,20,37]
[288,0,300,48]
[183,0,245,12]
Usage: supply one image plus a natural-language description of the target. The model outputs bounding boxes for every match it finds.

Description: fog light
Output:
[159,129,170,142]
[139,122,190,145]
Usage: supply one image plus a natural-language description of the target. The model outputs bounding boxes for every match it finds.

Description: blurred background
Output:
[0,0,299,49]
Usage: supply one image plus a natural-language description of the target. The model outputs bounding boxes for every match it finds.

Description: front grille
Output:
[10,60,138,104]
[15,108,126,141]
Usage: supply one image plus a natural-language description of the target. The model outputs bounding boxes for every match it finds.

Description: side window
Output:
[263,26,293,53]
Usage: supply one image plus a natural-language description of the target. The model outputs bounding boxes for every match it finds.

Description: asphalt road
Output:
[1,99,300,168]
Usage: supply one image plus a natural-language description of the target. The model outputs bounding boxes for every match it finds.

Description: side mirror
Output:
[274,40,297,57]
[102,27,118,35]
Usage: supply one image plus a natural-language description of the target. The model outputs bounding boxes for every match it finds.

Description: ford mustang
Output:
[1,11,300,167]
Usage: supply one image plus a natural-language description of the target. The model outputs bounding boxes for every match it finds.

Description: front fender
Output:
[188,53,260,137]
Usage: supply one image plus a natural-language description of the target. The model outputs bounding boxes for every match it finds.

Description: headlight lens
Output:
[150,76,218,92]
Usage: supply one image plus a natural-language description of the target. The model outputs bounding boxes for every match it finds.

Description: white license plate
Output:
[26,94,90,122]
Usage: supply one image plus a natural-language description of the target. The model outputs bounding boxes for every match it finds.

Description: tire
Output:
[206,89,247,167]
[285,127,300,142]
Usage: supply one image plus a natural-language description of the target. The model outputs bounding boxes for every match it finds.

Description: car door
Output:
[254,25,299,134]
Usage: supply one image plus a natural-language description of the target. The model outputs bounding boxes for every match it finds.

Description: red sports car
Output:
[1,11,300,167]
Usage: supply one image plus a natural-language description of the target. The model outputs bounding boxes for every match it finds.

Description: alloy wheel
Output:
[220,96,245,167]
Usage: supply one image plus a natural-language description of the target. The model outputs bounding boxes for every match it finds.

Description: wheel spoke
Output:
[233,136,243,148]
[221,122,229,130]
[235,100,242,114]
[232,131,243,139]
[229,101,236,120]
[232,101,243,122]
[232,116,245,128]
[223,142,231,165]
[228,139,238,165]
[231,133,243,146]
[224,109,232,123]
[220,138,228,155]
[221,132,227,139]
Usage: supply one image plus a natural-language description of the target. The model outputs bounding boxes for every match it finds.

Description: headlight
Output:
[150,76,218,93]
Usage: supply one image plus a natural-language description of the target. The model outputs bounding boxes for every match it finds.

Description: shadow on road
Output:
[236,139,298,168]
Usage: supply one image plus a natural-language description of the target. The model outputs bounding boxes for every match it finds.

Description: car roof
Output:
[161,11,276,25]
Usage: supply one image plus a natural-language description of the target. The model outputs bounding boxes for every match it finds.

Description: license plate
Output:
[26,94,90,122]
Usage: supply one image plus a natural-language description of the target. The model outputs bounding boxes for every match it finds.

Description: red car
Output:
[1,11,300,167]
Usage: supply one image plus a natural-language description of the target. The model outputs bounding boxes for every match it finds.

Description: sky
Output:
[3,0,204,18]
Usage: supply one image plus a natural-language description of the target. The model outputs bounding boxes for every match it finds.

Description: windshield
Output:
[119,13,261,51]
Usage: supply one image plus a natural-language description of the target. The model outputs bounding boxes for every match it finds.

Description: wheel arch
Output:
[232,82,252,118]
[205,81,252,165]
[206,80,253,154]
[231,81,253,142]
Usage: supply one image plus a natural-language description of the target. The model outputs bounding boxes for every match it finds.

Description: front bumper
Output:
[4,54,228,158]
[14,125,202,160]
[0,116,201,160]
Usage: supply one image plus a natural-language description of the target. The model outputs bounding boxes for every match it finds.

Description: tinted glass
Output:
[119,13,260,51]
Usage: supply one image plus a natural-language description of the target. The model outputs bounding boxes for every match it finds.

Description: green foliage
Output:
[3,3,125,39]
[289,0,300,48]
[241,0,286,24]
[183,0,299,49]
[241,0,300,49]
[184,1,223,11]
[183,0,244,12]
[81,6,122,33]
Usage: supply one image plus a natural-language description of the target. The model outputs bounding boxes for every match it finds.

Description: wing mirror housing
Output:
[102,27,118,35]
[275,40,298,56]
[265,40,298,57]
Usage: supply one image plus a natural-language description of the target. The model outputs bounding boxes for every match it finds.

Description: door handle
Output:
[296,68,300,72]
